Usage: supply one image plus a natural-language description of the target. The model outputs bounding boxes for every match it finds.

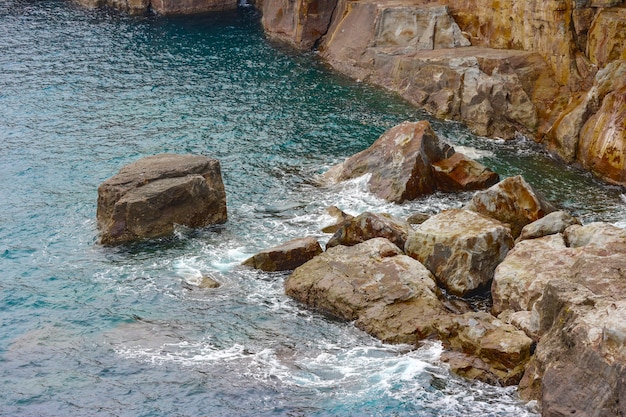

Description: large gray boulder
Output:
[97,154,227,245]
[285,238,449,344]
[404,209,514,296]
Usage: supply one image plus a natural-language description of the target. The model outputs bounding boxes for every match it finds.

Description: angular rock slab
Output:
[97,154,227,245]
[326,212,411,250]
[430,312,534,386]
[285,238,449,344]
[324,121,454,203]
[242,237,323,272]
[405,209,513,296]
[323,121,498,203]
[465,175,555,238]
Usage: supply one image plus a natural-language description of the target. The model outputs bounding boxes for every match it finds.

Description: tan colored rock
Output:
[323,121,455,202]
[519,280,626,417]
[465,175,555,238]
[432,152,499,191]
[261,0,337,48]
[242,237,323,272]
[406,212,430,225]
[492,234,578,315]
[323,121,498,202]
[587,8,626,70]
[404,209,514,296]
[326,212,410,250]
[285,238,449,344]
[564,222,626,252]
[97,154,227,245]
[578,86,626,186]
[517,210,581,242]
[431,312,534,385]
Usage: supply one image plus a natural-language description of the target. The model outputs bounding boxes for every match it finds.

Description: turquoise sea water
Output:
[1,1,625,416]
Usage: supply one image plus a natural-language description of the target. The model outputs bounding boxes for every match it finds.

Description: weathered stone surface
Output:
[587,8,626,70]
[406,212,430,225]
[326,212,410,250]
[492,234,578,315]
[322,7,563,139]
[490,221,626,413]
[321,206,354,233]
[405,209,513,296]
[546,60,626,173]
[578,86,626,186]
[242,237,323,272]
[517,210,581,242]
[323,121,454,202]
[430,312,534,385]
[431,152,499,192]
[519,280,626,417]
[285,238,449,343]
[324,121,498,202]
[261,0,337,49]
[465,175,555,238]
[97,154,227,245]
[182,275,221,290]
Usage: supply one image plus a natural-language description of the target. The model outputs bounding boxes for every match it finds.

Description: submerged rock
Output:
[405,209,513,297]
[285,238,449,344]
[465,175,555,238]
[326,212,410,250]
[323,121,498,203]
[97,154,227,245]
[242,237,323,272]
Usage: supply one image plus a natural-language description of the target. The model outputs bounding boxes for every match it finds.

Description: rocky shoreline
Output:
[97,121,626,415]
[74,0,626,188]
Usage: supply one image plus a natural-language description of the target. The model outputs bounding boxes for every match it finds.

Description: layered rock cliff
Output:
[260,0,626,187]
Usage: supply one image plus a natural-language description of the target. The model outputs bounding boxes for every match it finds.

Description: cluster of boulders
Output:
[240,124,626,415]
[96,122,626,415]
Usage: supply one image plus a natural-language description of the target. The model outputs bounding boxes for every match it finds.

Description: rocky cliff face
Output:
[259,0,626,186]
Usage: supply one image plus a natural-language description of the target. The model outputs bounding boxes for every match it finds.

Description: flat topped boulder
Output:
[97,154,227,245]
[242,237,323,272]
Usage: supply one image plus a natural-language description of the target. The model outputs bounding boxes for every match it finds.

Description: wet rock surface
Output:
[242,237,323,272]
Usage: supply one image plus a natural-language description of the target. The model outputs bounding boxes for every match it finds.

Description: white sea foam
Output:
[453,145,494,159]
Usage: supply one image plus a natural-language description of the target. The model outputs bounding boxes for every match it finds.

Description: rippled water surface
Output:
[1,1,625,416]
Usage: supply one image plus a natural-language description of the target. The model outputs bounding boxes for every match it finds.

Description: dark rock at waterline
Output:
[405,209,514,297]
[465,175,556,238]
[97,154,227,245]
[322,121,498,203]
[326,212,411,250]
[285,238,449,344]
[406,212,431,225]
[242,237,323,272]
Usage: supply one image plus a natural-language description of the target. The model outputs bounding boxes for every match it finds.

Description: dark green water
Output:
[0,1,624,416]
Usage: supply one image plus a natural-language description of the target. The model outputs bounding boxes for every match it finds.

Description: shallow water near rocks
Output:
[0,1,624,416]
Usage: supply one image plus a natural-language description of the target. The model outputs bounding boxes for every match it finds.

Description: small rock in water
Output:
[182,275,221,290]
[321,206,354,233]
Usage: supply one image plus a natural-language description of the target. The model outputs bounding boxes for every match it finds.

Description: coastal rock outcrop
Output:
[242,237,323,272]
[489,221,626,414]
[97,154,227,245]
[404,209,513,296]
[465,175,555,238]
[285,238,449,344]
[325,212,410,250]
[323,121,498,202]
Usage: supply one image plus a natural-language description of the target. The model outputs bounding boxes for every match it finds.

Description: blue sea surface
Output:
[1,1,624,416]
